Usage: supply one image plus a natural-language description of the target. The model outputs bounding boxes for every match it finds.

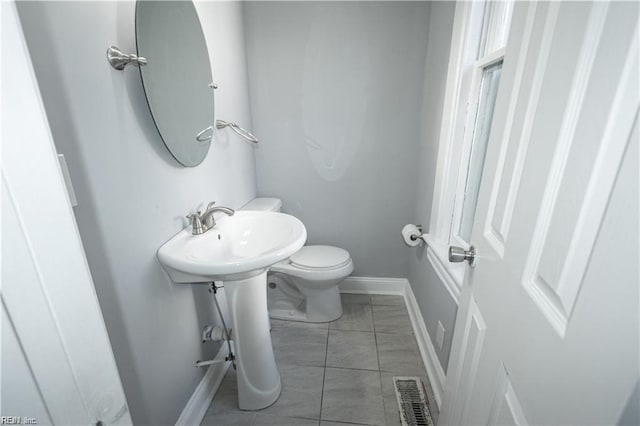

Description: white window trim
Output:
[449,48,505,250]
[426,2,510,303]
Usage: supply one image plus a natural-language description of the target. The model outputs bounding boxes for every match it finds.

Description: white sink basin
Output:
[158,210,307,410]
[158,211,307,282]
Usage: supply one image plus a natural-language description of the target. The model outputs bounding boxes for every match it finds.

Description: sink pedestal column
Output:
[222,271,281,410]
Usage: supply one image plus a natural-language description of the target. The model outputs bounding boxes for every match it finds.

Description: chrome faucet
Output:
[201,202,235,230]
[186,202,235,235]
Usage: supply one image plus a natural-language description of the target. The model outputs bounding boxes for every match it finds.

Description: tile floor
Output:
[202,294,438,426]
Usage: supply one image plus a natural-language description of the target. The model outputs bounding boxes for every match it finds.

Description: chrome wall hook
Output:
[107,46,147,71]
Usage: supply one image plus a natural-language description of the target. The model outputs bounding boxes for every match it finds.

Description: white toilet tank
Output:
[241,197,282,213]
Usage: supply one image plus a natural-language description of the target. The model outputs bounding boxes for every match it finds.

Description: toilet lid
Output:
[290,245,351,269]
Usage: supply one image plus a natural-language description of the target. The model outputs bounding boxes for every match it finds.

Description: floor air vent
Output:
[393,376,434,426]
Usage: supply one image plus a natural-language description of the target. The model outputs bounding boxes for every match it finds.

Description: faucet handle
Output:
[186,213,207,235]
[202,202,217,229]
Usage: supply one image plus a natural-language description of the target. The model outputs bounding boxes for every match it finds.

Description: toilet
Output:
[241,198,354,323]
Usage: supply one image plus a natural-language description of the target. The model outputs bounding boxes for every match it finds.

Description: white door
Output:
[1,2,132,424]
[439,2,639,425]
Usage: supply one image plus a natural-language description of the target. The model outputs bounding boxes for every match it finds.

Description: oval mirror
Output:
[135,1,213,167]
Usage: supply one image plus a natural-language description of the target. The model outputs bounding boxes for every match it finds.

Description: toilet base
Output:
[269,306,311,323]
[268,298,309,322]
[267,274,343,323]
[302,285,343,322]
[268,300,343,323]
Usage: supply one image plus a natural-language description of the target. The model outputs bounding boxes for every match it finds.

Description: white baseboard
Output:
[339,276,446,409]
[176,345,231,426]
[339,276,407,295]
[404,283,446,409]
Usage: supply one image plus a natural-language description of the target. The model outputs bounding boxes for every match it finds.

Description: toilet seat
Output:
[270,245,354,281]
[290,245,351,270]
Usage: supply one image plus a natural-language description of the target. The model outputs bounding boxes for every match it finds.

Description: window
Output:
[426,1,514,300]
[457,60,502,243]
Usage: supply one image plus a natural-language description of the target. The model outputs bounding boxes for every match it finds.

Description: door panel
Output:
[521,1,637,337]
[486,366,528,426]
[441,2,639,424]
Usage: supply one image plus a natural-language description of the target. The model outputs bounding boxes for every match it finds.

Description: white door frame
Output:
[2,2,131,424]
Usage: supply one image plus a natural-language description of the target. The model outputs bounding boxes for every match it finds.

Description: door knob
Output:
[449,245,477,266]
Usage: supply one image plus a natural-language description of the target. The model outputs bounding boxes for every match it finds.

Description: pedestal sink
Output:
[157,211,307,410]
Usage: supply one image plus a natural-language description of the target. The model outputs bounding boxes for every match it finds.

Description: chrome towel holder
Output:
[194,121,259,144]
[215,120,259,144]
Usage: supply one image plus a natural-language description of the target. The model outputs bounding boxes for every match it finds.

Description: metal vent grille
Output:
[393,376,433,426]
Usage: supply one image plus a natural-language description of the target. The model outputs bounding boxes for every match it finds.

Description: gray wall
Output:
[407,2,458,372]
[17,2,255,424]
[243,1,431,277]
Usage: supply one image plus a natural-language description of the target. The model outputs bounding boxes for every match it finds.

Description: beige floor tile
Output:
[321,368,385,426]
[271,325,328,367]
[372,304,412,334]
[329,303,374,332]
[258,364,324,420]
[376,332,425,376]
[326,330,378,371]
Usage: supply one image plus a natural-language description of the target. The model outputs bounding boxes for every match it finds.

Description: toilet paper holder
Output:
[410,225,424,241]
[402,223,427,247]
